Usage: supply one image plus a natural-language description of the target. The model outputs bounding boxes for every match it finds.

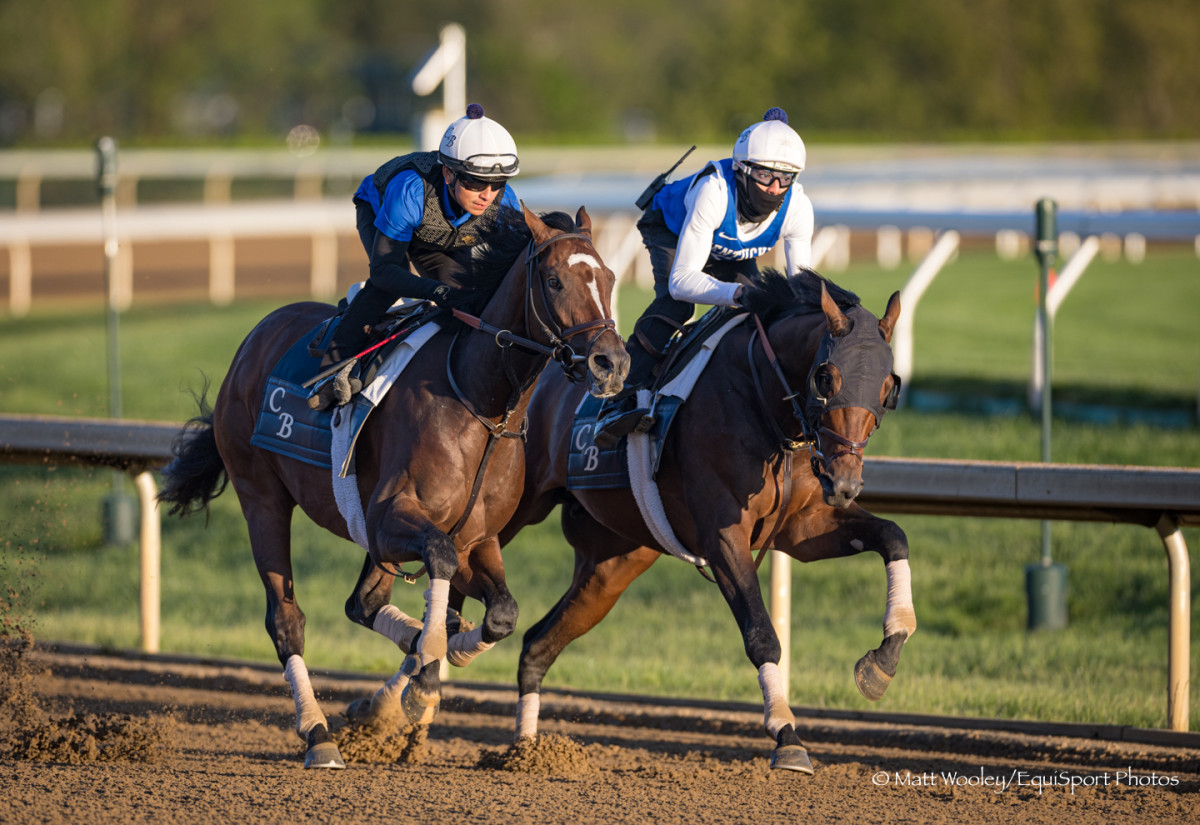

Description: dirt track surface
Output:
[2,647,1198,825]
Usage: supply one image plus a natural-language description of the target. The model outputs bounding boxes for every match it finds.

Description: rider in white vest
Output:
[309,104,521,411]
[593,107,814,446]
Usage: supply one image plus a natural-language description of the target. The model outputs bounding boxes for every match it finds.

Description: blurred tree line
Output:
[1,0,1196,147]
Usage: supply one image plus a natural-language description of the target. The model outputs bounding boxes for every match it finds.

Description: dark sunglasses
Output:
[743,163,796,188]
[455,173,507,193]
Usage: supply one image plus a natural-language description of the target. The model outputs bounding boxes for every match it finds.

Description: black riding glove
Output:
[429,284,457,307]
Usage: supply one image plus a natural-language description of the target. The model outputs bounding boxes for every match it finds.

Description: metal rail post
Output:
[1156,514,1192,731]
[96,137,136,545]
[1026,198,1067,630]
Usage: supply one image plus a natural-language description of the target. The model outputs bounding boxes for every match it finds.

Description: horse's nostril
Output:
[591,353,611,373]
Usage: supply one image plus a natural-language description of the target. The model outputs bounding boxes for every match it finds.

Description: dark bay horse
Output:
[159,205,629,769]
[498,268,913,774]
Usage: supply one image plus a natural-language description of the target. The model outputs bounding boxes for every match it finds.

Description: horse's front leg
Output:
[853,518,916,701]
[708,532,813,775]
[445,536,519,666]
[777,508,917,702]
[370,508,459,726]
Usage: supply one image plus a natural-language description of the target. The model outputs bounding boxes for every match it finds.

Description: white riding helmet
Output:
[732,107,806,173]
[439,103,520,181]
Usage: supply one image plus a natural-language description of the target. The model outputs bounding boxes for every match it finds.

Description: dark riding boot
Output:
[592,339,663,448]
[307,282,394,411]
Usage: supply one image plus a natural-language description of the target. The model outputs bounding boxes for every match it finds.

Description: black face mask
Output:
[735,170,787,223]
[804,305,896,428]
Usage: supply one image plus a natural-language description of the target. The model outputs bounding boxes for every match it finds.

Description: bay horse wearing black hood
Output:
[499,268,913,774]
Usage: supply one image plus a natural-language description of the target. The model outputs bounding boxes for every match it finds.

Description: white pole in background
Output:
[412,24,467,150]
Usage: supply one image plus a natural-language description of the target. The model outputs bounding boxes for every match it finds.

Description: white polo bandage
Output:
[283,654,326,739]
[758,662,796,739]
[883,559,917,638]
[515,693,541,742]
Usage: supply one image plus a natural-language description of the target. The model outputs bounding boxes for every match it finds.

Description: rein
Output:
[443,229,616,540]
[745,312,879,566]
[370,228,619,583]
[450,232,618,382]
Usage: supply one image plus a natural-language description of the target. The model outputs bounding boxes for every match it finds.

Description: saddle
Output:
[250,304,441,469]
[567,307,749,491]
[306,302,438,393]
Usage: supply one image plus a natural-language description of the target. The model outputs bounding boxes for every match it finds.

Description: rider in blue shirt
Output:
[309,104,522,410]
[593,107,814,445]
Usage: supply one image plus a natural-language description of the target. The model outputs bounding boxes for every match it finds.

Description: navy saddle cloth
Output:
[249,320,339,469]
[565,306,742,491]
[249,309,436,469]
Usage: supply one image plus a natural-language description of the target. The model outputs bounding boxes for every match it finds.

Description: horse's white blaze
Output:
[284,654,327,739]
[515,693,541,741]
[883,558,917,638]
[758,662,796,739]
[567,252,600,270]
[566,252,607,318]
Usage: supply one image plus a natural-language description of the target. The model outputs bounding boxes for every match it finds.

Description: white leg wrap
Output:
[418,578,451,668]
[758,662,795,739]
[283,654,327,740]
[446,625,495,668]
[883,559,917,638]
[372,604,423,653]
[515,693,541,742]
[370,667,410,716]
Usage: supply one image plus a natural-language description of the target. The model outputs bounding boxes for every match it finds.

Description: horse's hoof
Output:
[304,741,346,770]
[344,696,396,727]
[770,744,814,774]
[447,607,474,637]
[854,649,893,702]
[400,682,441,726]
[344,696,372,723]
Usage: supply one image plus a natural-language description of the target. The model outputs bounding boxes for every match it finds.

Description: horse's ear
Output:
[820,282,851,337]
[521,201,552,245]
[878,291,901,343]
[575,206,592,237]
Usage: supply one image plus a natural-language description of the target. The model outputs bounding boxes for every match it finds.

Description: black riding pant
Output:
[327,200,469,363]
[627,208,761,388]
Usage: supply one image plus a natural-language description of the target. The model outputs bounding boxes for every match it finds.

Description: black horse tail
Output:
[158,386,229,518]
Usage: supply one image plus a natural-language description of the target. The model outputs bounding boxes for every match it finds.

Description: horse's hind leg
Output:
[237,478,344,770]
[342,554,415,726]
[515,504,659,741]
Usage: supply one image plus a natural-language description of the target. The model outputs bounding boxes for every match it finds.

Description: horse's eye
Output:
[814,367,835,399]
[547,277,562,289]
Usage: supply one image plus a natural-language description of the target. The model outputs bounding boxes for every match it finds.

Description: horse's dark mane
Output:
[737,267,860,322]
[450,208,579,315]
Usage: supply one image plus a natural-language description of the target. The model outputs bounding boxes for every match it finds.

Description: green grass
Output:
[1,248,1198,730]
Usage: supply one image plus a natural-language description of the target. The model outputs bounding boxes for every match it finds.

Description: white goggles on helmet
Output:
[443,152,519,179]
